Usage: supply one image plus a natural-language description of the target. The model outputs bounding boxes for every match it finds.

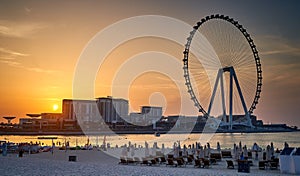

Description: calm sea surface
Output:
[1,132,300,150]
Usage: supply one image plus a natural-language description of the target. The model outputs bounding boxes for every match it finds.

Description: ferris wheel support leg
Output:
[229,69,233,130]
[207,69,221,116]
[232,68,253,128]
[220,70,227,122]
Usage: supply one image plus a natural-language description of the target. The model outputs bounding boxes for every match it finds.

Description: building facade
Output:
[62,99,98,122]
[96,96,129,123]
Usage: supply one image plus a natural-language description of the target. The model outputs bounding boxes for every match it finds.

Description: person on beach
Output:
[240,151,244,160]
[252,142,259,160]
[284,142,289,149]
[266,145,271,160]
[217,142,221,152]
[270,142,274,158]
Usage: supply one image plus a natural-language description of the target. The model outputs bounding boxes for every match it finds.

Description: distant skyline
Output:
[0,0,300,127]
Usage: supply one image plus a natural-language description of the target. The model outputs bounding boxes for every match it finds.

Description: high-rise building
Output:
[62,99,98,122]
[96,96,128,123]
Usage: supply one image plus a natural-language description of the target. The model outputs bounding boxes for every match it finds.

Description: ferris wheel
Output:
[183,14,262,129]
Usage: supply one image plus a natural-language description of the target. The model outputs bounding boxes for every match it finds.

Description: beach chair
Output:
[210,158,217,165]
[126,157,135,164]
[248,160,253,166]
[259,161,266,170]
[134,157,142,164]
[194,158,201,168]
[221,150,232,158]
[189,154,195,160]
[154,157,160,163]
[119,157,127,165]
[141,157,150,165]
[186,156,194,165]
[150,158,159,166]
[166,158,176,167]
[202,158,210,168]
[167,154,174,158]
[210,153,222,161]
[248,151,252,159]
[269,161,278,170]
[176,158,186,167]
[269,159,279,170]
[273,158,279,166]
[226,160,234,169]
[159,156,167,164]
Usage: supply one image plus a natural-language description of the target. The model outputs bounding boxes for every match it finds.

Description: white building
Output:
[96,96,129,123]
[128,106,163,127]
[62,99,98,122]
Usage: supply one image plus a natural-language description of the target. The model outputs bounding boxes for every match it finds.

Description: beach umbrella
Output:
[239,141,242,153]
[121,146,127,156]
[204,145,208,158]
[130,145,135,157]
[161,143,165,154]
[183,145,187,156]
[243,145,248,158]
[200,146,204,158]
[152,143,157,156]
[233,143,237,155]
[145,142,149,157]
[235,146,239,160]
[266,145,271,160]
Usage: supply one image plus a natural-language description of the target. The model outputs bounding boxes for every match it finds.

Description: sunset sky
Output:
[0,0,299,127]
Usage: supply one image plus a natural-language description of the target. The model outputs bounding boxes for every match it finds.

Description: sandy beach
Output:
[0,148,291,176]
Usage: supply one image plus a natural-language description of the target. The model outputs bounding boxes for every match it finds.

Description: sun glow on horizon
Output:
[53,104,59,111]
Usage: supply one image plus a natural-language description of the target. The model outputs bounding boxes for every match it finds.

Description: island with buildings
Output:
[0,96,298,135]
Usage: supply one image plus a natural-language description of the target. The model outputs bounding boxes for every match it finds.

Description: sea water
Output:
[1,131,300,150]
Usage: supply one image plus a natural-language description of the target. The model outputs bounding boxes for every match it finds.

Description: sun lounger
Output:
[201,158,210,168]
[259,161,266,170]
[119,157,127,165]
[159,156,167,164]
[126,157,135,164]
[221,151,232,158]
[141,157,150,165]
[194,159,201,168]
[150,158,159,165]
[226,160,234,169]
[134,157,142,164]
[166,158,176,167]
[269,161,278,170]
[186,156,194,165]
[176,158,186,167]
[210,158,217,165]
[210,153,222,161]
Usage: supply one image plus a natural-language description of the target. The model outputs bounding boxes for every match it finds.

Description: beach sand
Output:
[0,149,290,176]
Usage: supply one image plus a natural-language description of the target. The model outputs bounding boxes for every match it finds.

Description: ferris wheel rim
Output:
[182,14,262,116]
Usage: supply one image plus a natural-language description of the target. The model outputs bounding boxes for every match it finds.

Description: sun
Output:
[53,104,59,111]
